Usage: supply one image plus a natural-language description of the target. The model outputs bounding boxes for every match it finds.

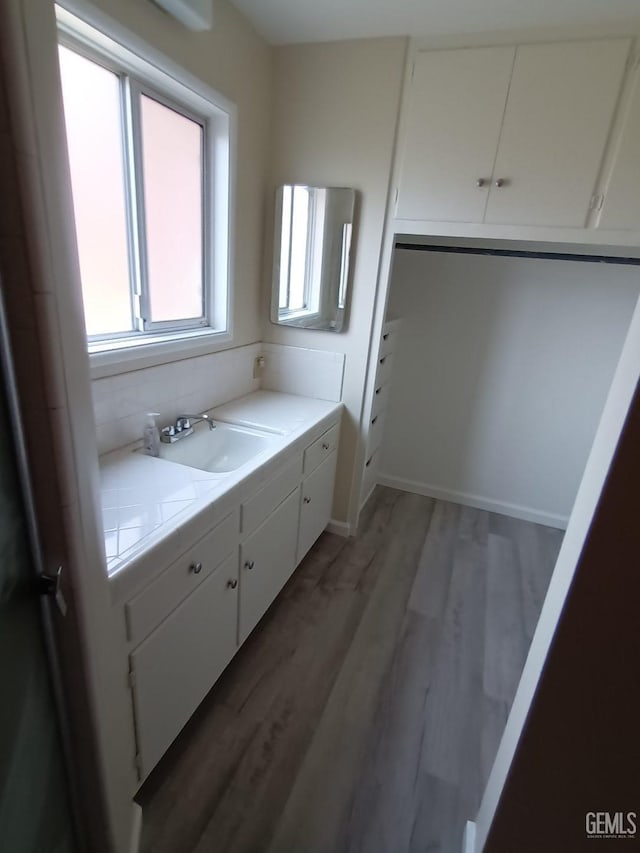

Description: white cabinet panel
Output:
[241,454,302,537]
[130,552,238,778]
[599,63,640,231]
[396,47,515,223]
[303,423,340,475]
[297,450,338,563]
[126,510,238,646]
[485,39,630,227]
[239,487,299,644]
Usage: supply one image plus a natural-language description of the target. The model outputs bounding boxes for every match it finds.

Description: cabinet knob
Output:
[190,561,203,574]
[494,178,505,188]
[476,178,486,188]
[322,442,330,450]
[303,496,311,504]
[227,578,238,589]
[244,560,255,571]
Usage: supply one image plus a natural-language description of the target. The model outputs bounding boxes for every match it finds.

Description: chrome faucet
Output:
[176,413,216,432]
[160,413,216,444]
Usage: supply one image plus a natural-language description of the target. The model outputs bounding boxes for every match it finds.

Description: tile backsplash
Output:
[92,343,261,455]
[92,342,345,455]
[260,343,345,402]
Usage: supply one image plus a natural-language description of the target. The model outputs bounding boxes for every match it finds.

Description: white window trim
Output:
[55,1,236,378]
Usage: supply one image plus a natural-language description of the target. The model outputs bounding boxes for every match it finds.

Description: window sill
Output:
[89,328,233,379]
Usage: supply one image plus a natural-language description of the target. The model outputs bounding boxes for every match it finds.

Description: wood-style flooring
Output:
[137,487,563,853]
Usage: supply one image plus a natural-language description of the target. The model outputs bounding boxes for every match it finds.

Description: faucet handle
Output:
[181,418,191,430]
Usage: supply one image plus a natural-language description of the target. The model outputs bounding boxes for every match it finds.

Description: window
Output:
[56,8,232,361]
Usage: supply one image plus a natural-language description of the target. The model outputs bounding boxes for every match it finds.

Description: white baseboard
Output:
[377,473,568,530]
[327,518,352,537]
[129,802,142,853]
[463,820,477,853]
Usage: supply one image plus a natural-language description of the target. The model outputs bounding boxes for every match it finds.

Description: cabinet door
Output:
[396,46,515,223]
[130,552,238,778]
[485,39,630,227]
[239,487,299,644]
[297,450,338,564]
[599,64,640,231]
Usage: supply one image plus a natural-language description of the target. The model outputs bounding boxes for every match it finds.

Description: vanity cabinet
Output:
[129,552,239,778]
[122,411,342,781]
[239,486,300,644]
[598,60,640,231]
[396,38,630,228]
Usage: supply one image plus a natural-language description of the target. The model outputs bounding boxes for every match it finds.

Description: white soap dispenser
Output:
[143,412,161,457]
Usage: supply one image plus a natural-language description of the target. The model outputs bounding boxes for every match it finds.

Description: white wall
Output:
[380,249,640,526]
[263,37,407,527]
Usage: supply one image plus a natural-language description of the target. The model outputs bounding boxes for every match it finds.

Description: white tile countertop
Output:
[100,391,342,603]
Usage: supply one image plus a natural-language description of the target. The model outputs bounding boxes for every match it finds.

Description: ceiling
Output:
[230,0,640,45]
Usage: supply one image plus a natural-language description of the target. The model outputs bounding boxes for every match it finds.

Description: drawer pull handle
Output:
[244,560,255,571]
[190,562,203,575]
[371,416,378,425]
[365,457,373,467]
[375,387,381,395]
[322,442,330,450]
[303,496,312,504]
[382,333,389,340]
[227,578,238,590]
[379,356,386,365]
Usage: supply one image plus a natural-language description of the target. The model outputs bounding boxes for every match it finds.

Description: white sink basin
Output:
[148,421,281,474]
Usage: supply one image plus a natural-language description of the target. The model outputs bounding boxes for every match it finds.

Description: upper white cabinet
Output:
[598,60,640,231]
[396,38,631,229]
[396,46,515,223]
[485,39,630,227]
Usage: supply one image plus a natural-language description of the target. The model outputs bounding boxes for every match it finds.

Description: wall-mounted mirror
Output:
[271,185,355,332]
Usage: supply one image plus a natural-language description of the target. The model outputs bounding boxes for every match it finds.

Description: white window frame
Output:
[56,3,236,377]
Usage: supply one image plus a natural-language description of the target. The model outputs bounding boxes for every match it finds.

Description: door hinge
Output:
[134,752,142,778]
[128,668,136,689]
[39,565,67,616]
[589,193,604,212]
[394,187,399,207]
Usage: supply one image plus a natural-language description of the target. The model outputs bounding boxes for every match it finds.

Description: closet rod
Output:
[394,242,640,266]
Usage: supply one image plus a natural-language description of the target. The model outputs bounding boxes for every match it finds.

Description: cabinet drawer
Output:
[367,409,386,456]
[303,422,340,475]
[380,329,396,358]
[361,449,379,506]
[239,487,300,644]
[241,454,302,537]
[375,352,394,387]
[371,382,390,421]
[130,552,239,779]
[297,450,338,564]
[126,510,238,646]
